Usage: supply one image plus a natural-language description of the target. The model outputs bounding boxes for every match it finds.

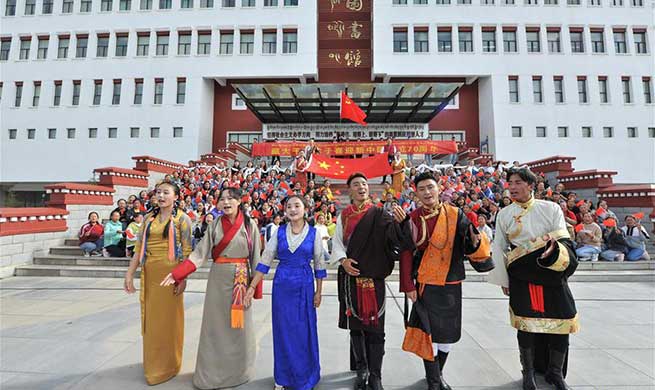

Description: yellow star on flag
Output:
[319,161,331,170]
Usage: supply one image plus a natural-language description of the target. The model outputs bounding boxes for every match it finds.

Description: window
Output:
[482,0,494,4]
[264,0,277,5]
[159,0,171,8]
[88,128,98,138]
[239,31,254,54]
[119,0,131,9]
[613,30,627,53]
[96,34,109,57]
[589,0,600,4]
[221,0,234,5]
[27,129,36,139]
[93,80,102,105]
[154,78,163,104]
[414,0,427,3]
[394,0,407,4]
[525,0,537,3]
[62,0,73,11]
[130,127,139,138]
[37,37,48,59]
[8,129,17,139]
[115,34,128,56]
[58,36,69,58]
[101,0,112,10]
[48,128,57,139]
[42,0,53,13]
[173,127,183,137]
[532,77,543,103]
[220,31,234,54]
[282,30,297,53]
[393,29,408,53]
[482,28,496,52]
[567,0,580,3]
[536,127,547,137]
[76,35,88,58]
[643,77,653,104]
[634,30,647,54]
[598,77,609,103]
[503,29,517,53]
[198,31,211,55]
[32,82,40,106]
[155,33,169,55]
[242,0,254,5]
[201,0,214,7]
[5,0,16,15]
[112,80,121,104]
[437,29,452,52]
[178,32,191,55]
[457,29,472,52]
[137,34,150,56]
[511,126,522,137]
[108,127,118,138]
[557,126,568,137]
[80,0,92,11]
[19,38,31,60]
[577,77,588,103]
[508,76,519,103]
[526,29,540,53]
[631,0,643,4]
[582,127,592,137]
[53,81,62,106]
[181,0,192,7]
[140,0,152,8]
[232,93,246,109]
[603,127,613,137]
[227,132,260,147]
[622,77,632,103]
[591,29,605,53]
[612,0,622,4]
[284,0,297,4]
[414,29,428,53]
[544,0,557,3]
[554,76,564,103]
[25,0,35,14]
[436,0,450,3]
[0,39,11,60]
[547,30,561,53]
[458,0,471,3]
[570,29,584,53]
[134,79,143,104]
[67,128,75,138]
[14,82,22,107]
[176,78,186,104]
[150,127,160,138]
[72,81,81,105]
[649,127,655,138]
[627,127,638,138]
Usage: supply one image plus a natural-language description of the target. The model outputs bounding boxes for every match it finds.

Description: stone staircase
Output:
[14,239,655,283]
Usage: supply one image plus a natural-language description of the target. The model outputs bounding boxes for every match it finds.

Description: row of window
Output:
[392,25,649,55]
[0,28,298,61]
[510,126,655,139]
[1,78,186,107]
[392,0,644,6]
[6,126,184,140]
[506,75,653,105]
[3,0,297,16]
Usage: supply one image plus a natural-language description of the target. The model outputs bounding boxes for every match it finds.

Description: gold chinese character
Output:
[344,49,362,67]
[328,52,342,64]
[271,147,280,154]
[335,147,344,154]
[345,0,362,11]
[349,21,362,39]
[345,147,355,154]
[327,21,345,38]
[329,0,340,12]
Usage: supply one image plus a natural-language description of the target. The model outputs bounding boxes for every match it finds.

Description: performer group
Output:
[124,166,579,390]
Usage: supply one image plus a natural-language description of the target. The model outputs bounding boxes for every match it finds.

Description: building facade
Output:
[1,0,653,190]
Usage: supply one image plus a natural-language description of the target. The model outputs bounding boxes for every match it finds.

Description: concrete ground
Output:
[1,277,653,390]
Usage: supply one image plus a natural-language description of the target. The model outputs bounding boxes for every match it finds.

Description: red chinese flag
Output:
[575,224,584,233]
[596,207,606,216]
[306,153,392,180]
[334,190,341,195]
[603,219,617,228]
[340,91,367,126]
[633,212,644,220]
[576,200,585,207]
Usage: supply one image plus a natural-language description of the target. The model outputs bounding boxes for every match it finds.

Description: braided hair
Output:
[151,181,181,239]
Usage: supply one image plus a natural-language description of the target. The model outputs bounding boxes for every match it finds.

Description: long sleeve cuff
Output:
[255,263,270,274]
[254,280,263,300]
[399,249,416,293]
[314,269,327,279]
[171,259,197,282]
[537,241,570,272]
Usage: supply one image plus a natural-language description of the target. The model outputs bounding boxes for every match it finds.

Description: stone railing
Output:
[94,167,149,188]
[524,155,576,177]
[132,155,186,175]
[45,182,115,208]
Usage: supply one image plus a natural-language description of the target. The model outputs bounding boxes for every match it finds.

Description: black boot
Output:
[544,349,573,390]
[351,334,368,390]
[423,359,441,390]
[366,343,385,390]
[519,347,537,390]
[436,351,452,390]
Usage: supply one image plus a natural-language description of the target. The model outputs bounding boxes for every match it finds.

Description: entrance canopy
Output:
[232,82,462,124]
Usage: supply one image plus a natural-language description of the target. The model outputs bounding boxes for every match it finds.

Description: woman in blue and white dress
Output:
[245,195,327,390]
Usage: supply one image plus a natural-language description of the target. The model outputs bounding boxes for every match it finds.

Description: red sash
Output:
[341,201,373,242]
[211,212,244,260]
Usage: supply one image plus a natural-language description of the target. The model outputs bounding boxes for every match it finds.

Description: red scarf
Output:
[341,200,373,242]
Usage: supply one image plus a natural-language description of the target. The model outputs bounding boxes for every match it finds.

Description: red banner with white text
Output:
[251,140,458,157]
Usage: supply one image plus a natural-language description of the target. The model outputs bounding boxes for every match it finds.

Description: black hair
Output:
[347,172,367,187]
[218,187,252,228]
[88,211,99,220]
[152,181,181,239]
[414,172,439,187]
[506,167,538,187]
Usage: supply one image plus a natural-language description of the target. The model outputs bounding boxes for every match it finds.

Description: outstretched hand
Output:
[244,287,255,308]
[392,205,406,224]
[539,234,557,259]
[160,273,176,287]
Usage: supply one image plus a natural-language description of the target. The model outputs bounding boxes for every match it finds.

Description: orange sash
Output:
[417,204,459,287]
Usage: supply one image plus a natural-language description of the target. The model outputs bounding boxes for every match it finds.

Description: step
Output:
[13,265,655,283]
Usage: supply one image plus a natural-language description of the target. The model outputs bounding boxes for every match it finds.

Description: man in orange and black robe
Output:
[396,172,494,390]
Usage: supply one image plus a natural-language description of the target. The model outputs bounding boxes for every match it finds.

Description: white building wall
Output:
[373,1,655,183]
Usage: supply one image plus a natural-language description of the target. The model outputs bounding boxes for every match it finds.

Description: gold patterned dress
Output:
[135,212,192,385]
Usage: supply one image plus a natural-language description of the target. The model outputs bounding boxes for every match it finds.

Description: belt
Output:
[213,257,248,264]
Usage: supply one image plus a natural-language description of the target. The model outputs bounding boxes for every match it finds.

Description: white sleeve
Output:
[259,231,278,269]
[487,213,510,288]
[329,216,347,265]
[313,230,327,274]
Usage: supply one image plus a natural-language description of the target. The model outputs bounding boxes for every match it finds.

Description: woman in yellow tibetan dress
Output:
[124,182,193,385]
[391,152,407,194]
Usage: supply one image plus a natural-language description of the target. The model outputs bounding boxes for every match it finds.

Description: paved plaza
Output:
[1,277,653,390]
